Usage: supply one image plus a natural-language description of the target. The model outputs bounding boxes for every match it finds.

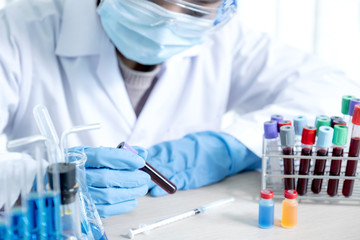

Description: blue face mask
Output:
[97,0,214,65]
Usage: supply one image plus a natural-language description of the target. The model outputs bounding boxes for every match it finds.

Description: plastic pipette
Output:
[127,197,235,239]
[33,104,63,162]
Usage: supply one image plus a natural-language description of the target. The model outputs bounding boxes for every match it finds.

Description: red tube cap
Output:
[352,105,360,125]
[301,126,317,145]
[284,189,297,199]
[261,189,274,199]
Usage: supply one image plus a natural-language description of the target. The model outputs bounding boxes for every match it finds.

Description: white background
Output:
[0,0,359,151]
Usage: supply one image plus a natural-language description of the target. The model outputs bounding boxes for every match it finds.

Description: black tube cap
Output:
[47,163,78,204]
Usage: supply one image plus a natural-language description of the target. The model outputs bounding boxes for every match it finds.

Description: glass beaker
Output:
[66,151,107,240]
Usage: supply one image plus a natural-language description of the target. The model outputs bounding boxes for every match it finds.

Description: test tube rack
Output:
[261,137,360,201]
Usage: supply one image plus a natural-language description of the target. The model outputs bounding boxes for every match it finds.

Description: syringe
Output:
[127,197,235,239]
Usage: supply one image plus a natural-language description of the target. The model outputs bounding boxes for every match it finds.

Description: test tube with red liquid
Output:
[280,125,295,190]
[342,104,360,197]
[330,116,343,128]
[311,126,334,194]
[297,126,316,195]
[117,142,177,194]
[327,125,348,197]
[333,119,347,127]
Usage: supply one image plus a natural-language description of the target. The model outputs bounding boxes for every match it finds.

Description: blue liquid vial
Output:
[258,189,274,229]
[0,219,9,240]
[10,207,27,239]
[27,193,46,239]
[44,192,61,240]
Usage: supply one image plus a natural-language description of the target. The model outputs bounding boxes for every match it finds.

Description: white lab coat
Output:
[0,0,359,156]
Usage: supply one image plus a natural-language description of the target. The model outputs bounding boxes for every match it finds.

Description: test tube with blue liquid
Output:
[7,159,28,240]
[0,160,10,240]
[7,136,62,240]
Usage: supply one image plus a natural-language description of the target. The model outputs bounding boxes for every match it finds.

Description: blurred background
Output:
[0,0,359,151]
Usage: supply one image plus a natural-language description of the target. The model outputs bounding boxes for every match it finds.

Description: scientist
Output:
[0,0,359,218]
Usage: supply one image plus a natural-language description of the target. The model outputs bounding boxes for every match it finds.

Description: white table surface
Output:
[102,171,360,240]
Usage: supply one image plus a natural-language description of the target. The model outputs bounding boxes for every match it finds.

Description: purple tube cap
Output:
[271,114,284,122]
[348,98,360,116]
[264,120,278,139]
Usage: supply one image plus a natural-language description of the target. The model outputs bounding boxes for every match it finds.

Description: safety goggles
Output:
[149,0,237,27]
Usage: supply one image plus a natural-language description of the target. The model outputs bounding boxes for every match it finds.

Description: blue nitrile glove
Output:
[72,146,151,218]
[135,131,261,197]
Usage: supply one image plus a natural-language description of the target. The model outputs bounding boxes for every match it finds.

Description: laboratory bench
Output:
[102,171,360,240]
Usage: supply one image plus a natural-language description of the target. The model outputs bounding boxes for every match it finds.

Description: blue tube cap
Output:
[264,121,278,139]
[293,115,307,136]
[348,98,360,116]
[317,126,334,149]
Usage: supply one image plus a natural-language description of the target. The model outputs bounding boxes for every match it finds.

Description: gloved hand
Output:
[72,146,151,218]
[136,131,261,197]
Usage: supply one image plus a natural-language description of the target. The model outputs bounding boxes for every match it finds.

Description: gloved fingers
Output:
[95,200,138,218]
[88,184,149,205]
[86,168,151,188]
[132,146,148,160]
[73,146,145,170]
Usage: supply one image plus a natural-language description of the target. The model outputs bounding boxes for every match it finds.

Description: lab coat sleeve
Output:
[0,9,21,135]
[222,27,360,157]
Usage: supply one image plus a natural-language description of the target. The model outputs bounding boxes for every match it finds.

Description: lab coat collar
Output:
[55,0,104,57]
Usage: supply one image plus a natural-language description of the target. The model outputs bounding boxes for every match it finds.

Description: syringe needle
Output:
[127,197,235,239]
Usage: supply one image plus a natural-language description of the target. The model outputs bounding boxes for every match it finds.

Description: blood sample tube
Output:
[347,99,360,138]
[333,119,347,127]
[278,120,292,131]
[297,126,316,195]
[293,116,307,142]
[117,142,177,194]
[311,126,334,194]
[330,116,343,128]
[271,114,284,132]
[341,95,354,124]
[327,125,348,197]
[280,125,295,190]
[315,117,331,136]
[258,189,274,229]
[342,105,360,197]
[281,189,298,228]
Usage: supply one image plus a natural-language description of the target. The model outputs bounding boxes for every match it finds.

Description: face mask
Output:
[97,0,214,65]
